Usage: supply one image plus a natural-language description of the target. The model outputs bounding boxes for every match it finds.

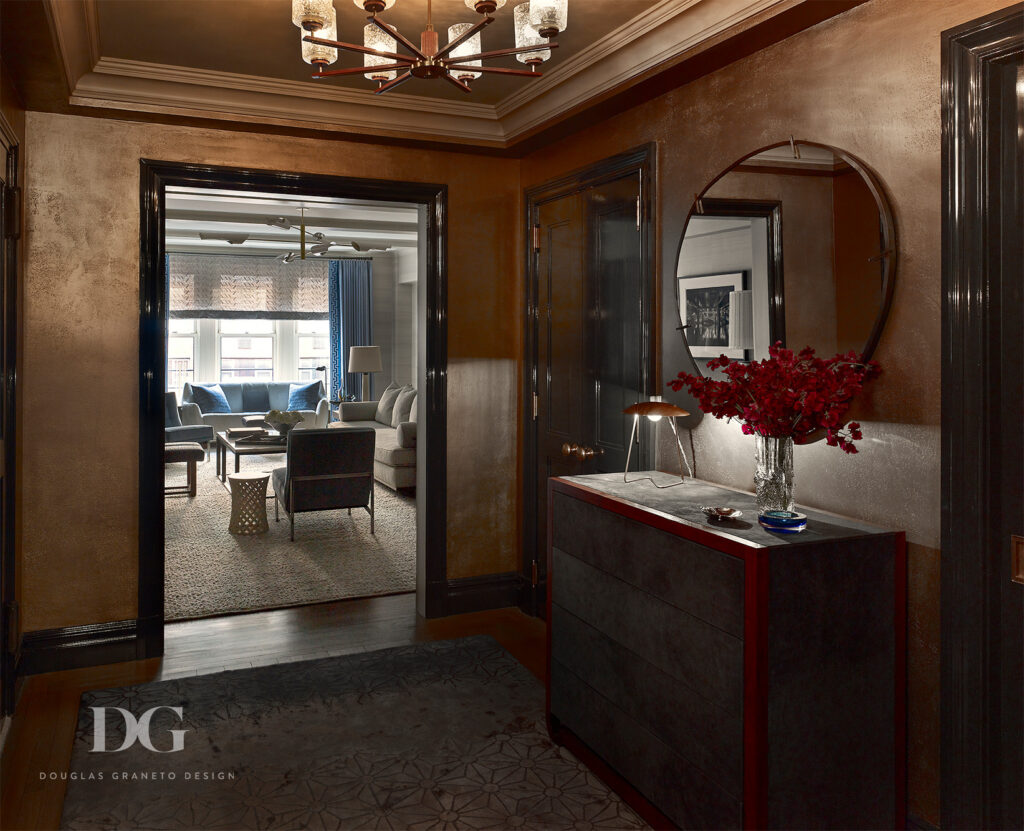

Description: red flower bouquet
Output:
[668,344,881,453]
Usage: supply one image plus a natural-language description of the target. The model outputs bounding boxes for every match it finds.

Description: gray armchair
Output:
[272,427,376,541]
[165,392,214,445]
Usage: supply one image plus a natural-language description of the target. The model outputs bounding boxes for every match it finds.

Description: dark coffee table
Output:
[215,431,287,483]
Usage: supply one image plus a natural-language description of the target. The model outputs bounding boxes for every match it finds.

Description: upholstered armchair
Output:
[164,391,214,445]
[272,427,376,541]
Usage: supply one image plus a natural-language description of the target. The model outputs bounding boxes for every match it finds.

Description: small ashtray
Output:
[758,510,807,533]
[700,506,743,521]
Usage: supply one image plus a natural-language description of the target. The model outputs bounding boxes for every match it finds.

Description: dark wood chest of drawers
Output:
[547,473,906,830]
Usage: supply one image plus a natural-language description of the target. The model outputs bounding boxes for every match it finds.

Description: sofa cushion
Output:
[190,384,231,414]
[409,395,418,423]
[374,428,416,468]
[288,381,322,411]
[375,383,402,425]
[391,387,416,428]
[242,383,271,413]
[396,421,416,449]
[330,420,415,468]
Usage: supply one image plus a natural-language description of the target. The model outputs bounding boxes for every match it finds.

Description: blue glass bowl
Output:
[758,510,807,533]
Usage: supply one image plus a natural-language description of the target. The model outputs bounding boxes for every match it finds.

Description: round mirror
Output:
[675,140,896,372]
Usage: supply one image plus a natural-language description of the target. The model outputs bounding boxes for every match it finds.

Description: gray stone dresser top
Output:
[553,471,898,550]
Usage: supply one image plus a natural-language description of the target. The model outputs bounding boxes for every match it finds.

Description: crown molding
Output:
[497,0,706,118]
[49,0,812,148]
[43,0,100,94]
[70,58,506,145]
[498,0,792,140]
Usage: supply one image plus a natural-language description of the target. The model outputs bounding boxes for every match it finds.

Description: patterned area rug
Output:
[60,637,646,831]
[164,453,415,621]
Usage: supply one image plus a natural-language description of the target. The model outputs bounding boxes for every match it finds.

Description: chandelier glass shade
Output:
[302,8,339,65]
[447,23,482,81]
[513,3,550,65]
[292,0,335,32]
[529,0,568,37]
[364,23,399,81]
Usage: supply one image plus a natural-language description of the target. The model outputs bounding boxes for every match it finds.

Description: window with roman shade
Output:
[168,254,329,320]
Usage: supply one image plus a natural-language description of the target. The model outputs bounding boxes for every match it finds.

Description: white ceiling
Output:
[44,0,798,147]
[165,187,420,258]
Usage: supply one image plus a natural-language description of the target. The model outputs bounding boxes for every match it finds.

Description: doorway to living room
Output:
[162,186,421,621]
[139,162,447,655]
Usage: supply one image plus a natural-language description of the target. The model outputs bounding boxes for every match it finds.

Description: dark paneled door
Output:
[527,152,653,604]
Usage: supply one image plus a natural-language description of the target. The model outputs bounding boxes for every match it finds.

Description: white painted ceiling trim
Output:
[498,0,794,140]
[71,58,506,144]
[49,0,803,147]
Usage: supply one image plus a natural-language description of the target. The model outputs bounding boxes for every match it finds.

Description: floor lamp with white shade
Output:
[348,346,382,402]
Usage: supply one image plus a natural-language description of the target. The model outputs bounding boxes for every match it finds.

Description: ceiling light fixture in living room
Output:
[293,0,565,95]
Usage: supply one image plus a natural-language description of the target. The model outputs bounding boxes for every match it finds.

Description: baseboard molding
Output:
[907,812,939,831]
[18,619,141,676]
[442,572,525,616]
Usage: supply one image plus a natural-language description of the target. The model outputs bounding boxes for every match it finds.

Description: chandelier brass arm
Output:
[433,15,492,60]
[447,43,559,63]
[312,62,409,78]
[443,74,474,93]
[375,71,414,93]
[445,63,544,77]
[368,15,426,60]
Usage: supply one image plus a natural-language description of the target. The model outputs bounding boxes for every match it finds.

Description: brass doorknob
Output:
[561,442,579,457]
[575,445,602,460]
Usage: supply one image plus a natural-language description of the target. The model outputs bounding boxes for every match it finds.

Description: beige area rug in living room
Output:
[164,453,416,621]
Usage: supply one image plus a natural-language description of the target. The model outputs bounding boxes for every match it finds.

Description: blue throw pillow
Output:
[190,384,232,414]
[288,381,322,411]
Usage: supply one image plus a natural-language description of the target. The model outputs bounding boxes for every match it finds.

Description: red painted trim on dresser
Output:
[742,549,770,829]
[894,531,908,828]
[545,482,554,732]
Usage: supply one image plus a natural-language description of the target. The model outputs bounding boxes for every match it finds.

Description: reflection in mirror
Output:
[676,142,895,373]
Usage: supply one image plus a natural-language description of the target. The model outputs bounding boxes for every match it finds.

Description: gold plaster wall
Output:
[19,111,522,629]
[519,0,1008,821]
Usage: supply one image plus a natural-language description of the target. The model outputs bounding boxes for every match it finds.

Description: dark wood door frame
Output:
[941,6,1024,829]
[521,145,656,614]
[0,133,19,715]
[139,160,449,656]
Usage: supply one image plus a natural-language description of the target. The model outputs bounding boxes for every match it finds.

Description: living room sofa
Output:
[179,381,329,434]
[331,386,416,490]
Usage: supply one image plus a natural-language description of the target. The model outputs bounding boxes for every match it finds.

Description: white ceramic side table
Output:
[228,472,270,535]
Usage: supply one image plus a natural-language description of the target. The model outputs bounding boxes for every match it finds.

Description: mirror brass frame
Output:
[674,139,898,375]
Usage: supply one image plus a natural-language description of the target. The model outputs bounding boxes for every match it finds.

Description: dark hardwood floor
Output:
[0,594,547,831]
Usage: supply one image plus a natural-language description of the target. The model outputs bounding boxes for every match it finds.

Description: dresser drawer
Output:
[551,662,743,830]
[551,603,743,797]
[552,491,744,637]
[552,548,744,713]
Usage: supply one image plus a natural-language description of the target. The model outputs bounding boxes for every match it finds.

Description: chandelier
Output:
[291,0,568,95]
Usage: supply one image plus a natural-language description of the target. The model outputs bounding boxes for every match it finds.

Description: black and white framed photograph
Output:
[678,271,749,359]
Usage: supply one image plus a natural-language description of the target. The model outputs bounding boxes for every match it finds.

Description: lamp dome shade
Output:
[623,401,690,418]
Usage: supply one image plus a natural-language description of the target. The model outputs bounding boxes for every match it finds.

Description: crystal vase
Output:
[754,435,795,514]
